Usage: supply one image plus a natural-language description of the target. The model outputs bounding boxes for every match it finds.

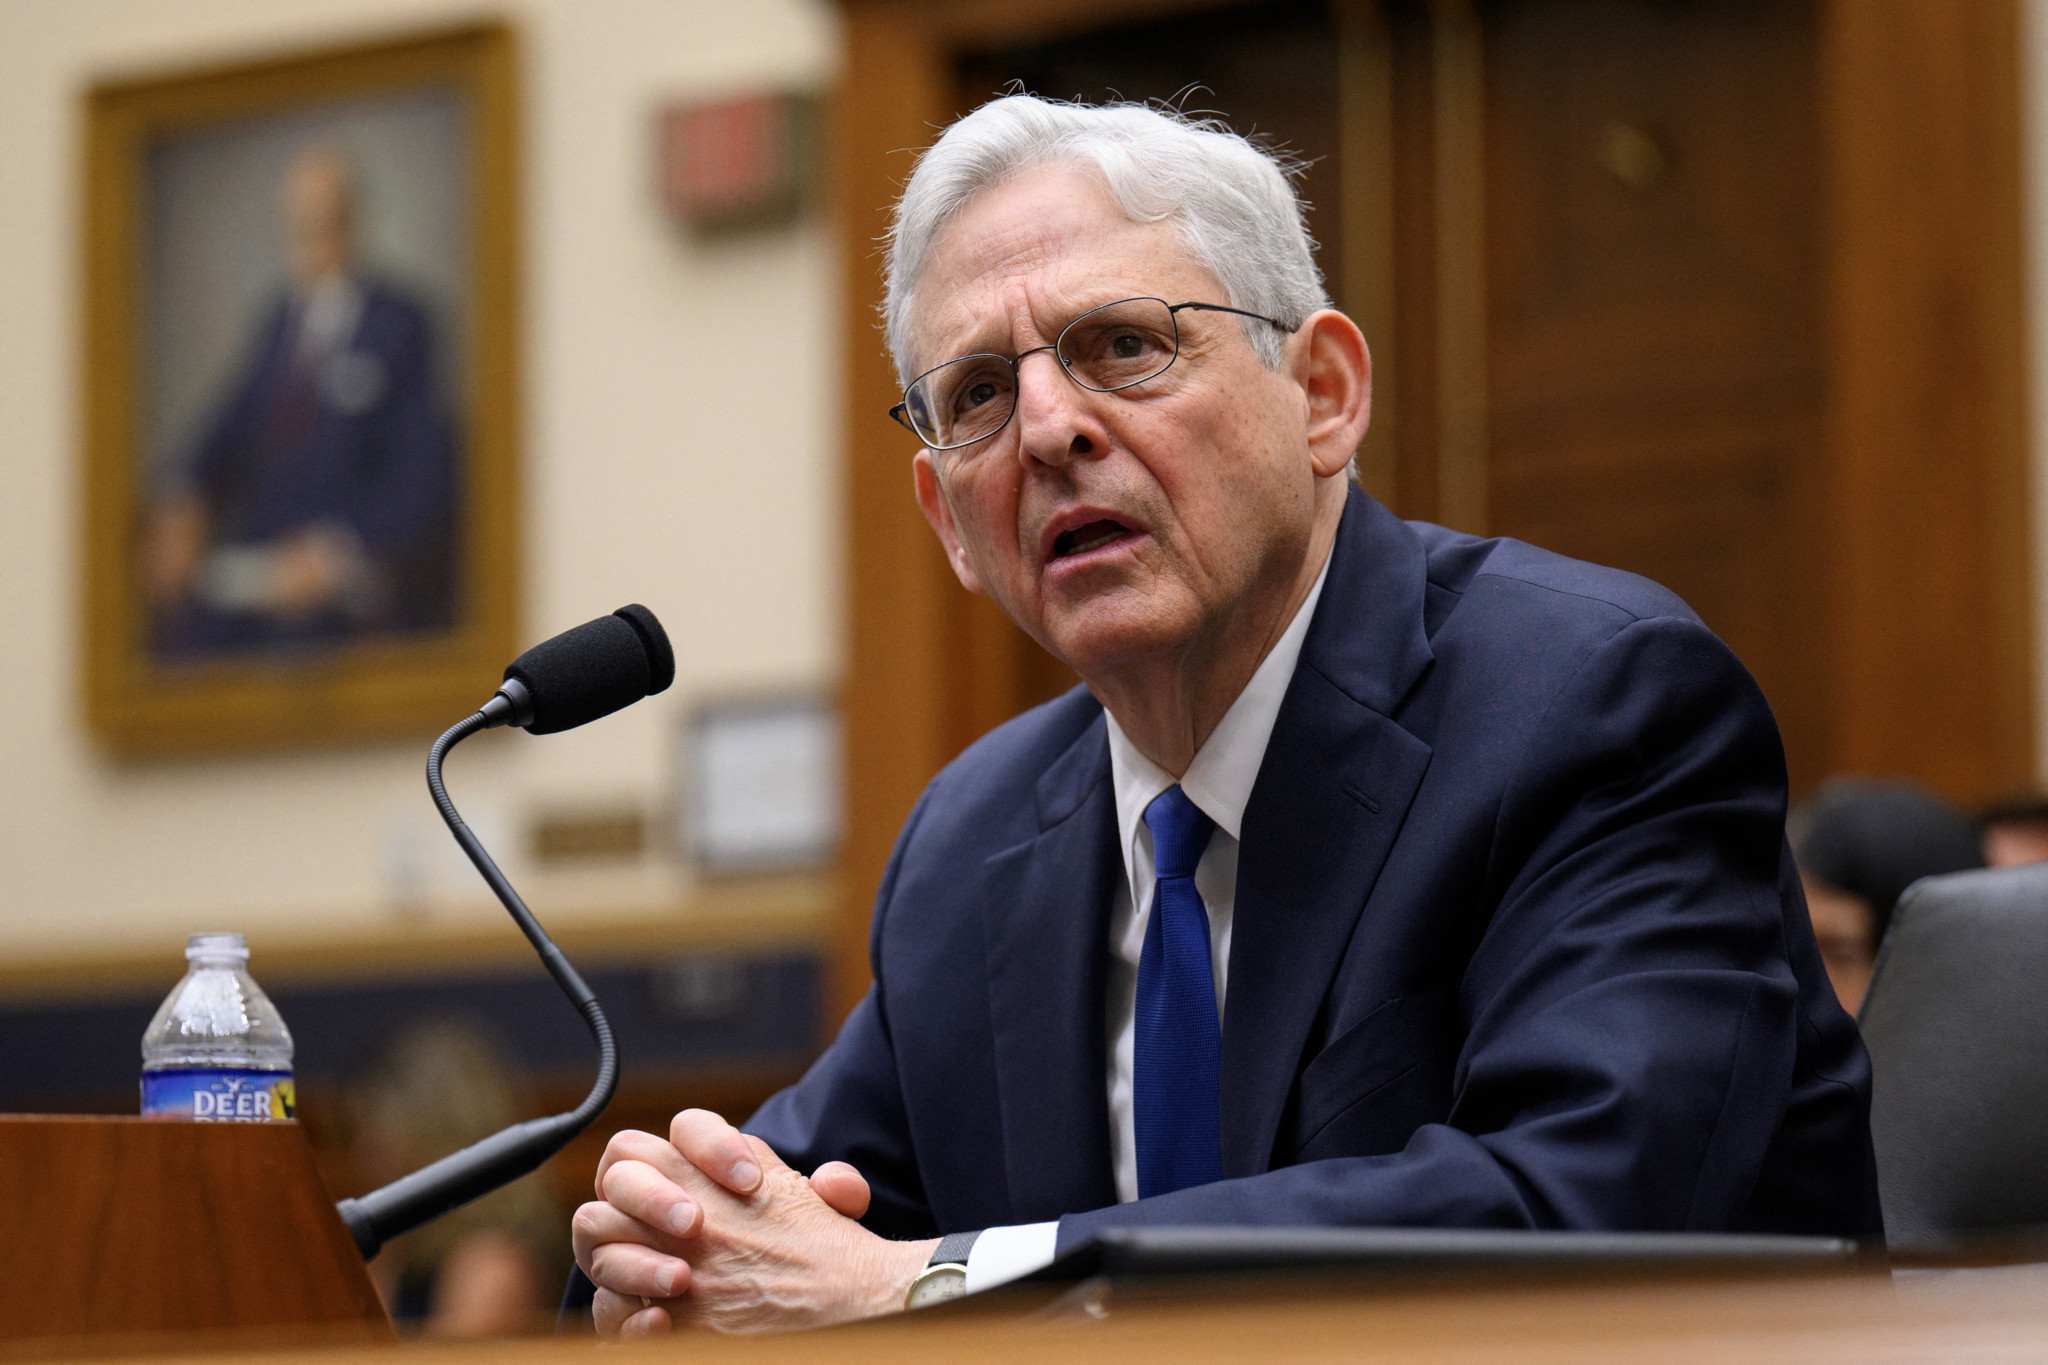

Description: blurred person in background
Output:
[348,1020,563,1338]
[1977,792,2048,869]
[1791,778,1983,1014]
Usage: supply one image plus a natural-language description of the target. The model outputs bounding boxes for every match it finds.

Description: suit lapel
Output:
[1220,490,1438,1176]
[982,714,1122,1221]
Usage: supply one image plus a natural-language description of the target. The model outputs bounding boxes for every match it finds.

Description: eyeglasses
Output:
[889,296,1297,453]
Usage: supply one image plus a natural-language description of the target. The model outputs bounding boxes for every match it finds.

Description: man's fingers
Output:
[594,1127,690,1198]
[670,1108,763,1194]
[622,1303,675,1339]
[588,1239,693,1301]
[591,1289,632,1338]
[570,1200,683,1276]
[593,1288,674,1339]
[598,1158,702,1239]
[809,1161,872,1219]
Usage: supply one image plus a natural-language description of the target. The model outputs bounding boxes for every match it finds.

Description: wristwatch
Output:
[904,1230,980,1310]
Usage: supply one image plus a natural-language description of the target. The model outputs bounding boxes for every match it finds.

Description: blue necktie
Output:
[1134,784,1222,1198]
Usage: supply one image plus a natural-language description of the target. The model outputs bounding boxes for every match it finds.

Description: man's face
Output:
[284,152,354,286]
[908,164,1327,679]
[1803,874,1876,1015]
[1983,818,2048,868]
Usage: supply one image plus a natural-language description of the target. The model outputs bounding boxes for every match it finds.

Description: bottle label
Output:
[141,1068,295,1121]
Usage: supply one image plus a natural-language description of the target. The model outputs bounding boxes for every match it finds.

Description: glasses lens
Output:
[906,354,1016,448]
[1058,298,1179,392]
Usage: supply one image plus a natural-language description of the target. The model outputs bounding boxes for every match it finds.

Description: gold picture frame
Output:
[81,23,519,757]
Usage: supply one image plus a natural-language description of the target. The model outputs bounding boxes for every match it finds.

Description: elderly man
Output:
[571,96,1880,1335]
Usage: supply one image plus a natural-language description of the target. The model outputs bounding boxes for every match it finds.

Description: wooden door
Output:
[1474,0,1832,791]
[830,0,2031,1023]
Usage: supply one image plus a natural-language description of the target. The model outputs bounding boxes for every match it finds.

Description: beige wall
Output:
[0,0,842,962]
[10,1,2048,970]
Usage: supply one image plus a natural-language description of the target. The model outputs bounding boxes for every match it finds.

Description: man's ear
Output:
[911,451,986,594]
[1291,309,1373,479]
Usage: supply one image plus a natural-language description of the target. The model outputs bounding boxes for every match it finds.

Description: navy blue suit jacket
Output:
[749,488,1882,1249]
[166,280,456,652]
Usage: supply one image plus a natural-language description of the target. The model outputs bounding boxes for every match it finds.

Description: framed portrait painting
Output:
[81,24,518,756]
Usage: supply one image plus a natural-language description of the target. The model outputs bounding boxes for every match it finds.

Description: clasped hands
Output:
[572,1109,939,1337]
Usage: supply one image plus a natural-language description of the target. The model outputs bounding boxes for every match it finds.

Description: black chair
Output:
[1859,863,2048,1257]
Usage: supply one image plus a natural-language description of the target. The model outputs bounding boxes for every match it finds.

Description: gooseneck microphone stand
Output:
[334,703,619,1261]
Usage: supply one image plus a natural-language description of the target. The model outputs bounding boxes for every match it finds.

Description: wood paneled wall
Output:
[1821,0,2035,802]
[829,0,2033,1026]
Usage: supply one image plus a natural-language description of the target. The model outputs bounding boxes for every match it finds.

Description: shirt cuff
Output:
[962,1221,1059,1293]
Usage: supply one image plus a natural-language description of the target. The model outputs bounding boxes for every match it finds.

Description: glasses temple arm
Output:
[1171,301,1301,331]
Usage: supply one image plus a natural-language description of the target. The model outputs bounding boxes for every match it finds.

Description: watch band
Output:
[929,1229,981,1268]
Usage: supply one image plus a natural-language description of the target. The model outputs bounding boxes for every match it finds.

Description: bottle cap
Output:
[185,931,249,963]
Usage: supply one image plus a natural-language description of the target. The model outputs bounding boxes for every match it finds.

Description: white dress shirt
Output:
[963,553,1332,1293]
[294,274,364,371]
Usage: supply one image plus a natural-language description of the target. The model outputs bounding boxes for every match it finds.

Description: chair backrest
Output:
[1859,863,2048,1254]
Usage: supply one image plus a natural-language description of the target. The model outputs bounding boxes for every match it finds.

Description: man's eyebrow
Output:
[926,290,1137,363]
[916,316,1018,372]
[944,316,1016,357]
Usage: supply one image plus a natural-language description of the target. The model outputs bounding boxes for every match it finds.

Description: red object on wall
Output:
[659,91,815,231]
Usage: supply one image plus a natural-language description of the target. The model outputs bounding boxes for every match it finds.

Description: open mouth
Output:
[1050,519,1135,561]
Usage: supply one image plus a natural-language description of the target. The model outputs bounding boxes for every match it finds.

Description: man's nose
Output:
[1013,348,1102,468]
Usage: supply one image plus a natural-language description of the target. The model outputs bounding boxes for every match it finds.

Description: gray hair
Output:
[883,95,1330,385]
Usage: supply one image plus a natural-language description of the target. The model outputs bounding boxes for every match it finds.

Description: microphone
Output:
[334,606,672,1261]
[482,603,675,734]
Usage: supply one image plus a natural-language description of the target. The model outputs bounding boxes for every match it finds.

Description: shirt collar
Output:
[1104,550,1333,891]
[294,274,364,363]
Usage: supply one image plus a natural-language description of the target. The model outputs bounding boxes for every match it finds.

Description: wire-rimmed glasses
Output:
[889,296,1296,452]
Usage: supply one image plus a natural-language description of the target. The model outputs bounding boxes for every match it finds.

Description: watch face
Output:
[906,1263,969,1310]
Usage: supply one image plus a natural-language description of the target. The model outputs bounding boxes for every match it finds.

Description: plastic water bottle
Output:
[141,932,295,1121]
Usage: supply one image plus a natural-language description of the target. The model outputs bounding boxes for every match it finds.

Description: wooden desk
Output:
[0,1116,388,1355]
[39,1263,2048,1364]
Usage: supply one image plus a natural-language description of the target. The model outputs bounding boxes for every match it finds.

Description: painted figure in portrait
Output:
[143,140,458,659]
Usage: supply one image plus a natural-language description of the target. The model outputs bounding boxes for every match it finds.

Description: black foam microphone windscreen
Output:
[501,605,675,734]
